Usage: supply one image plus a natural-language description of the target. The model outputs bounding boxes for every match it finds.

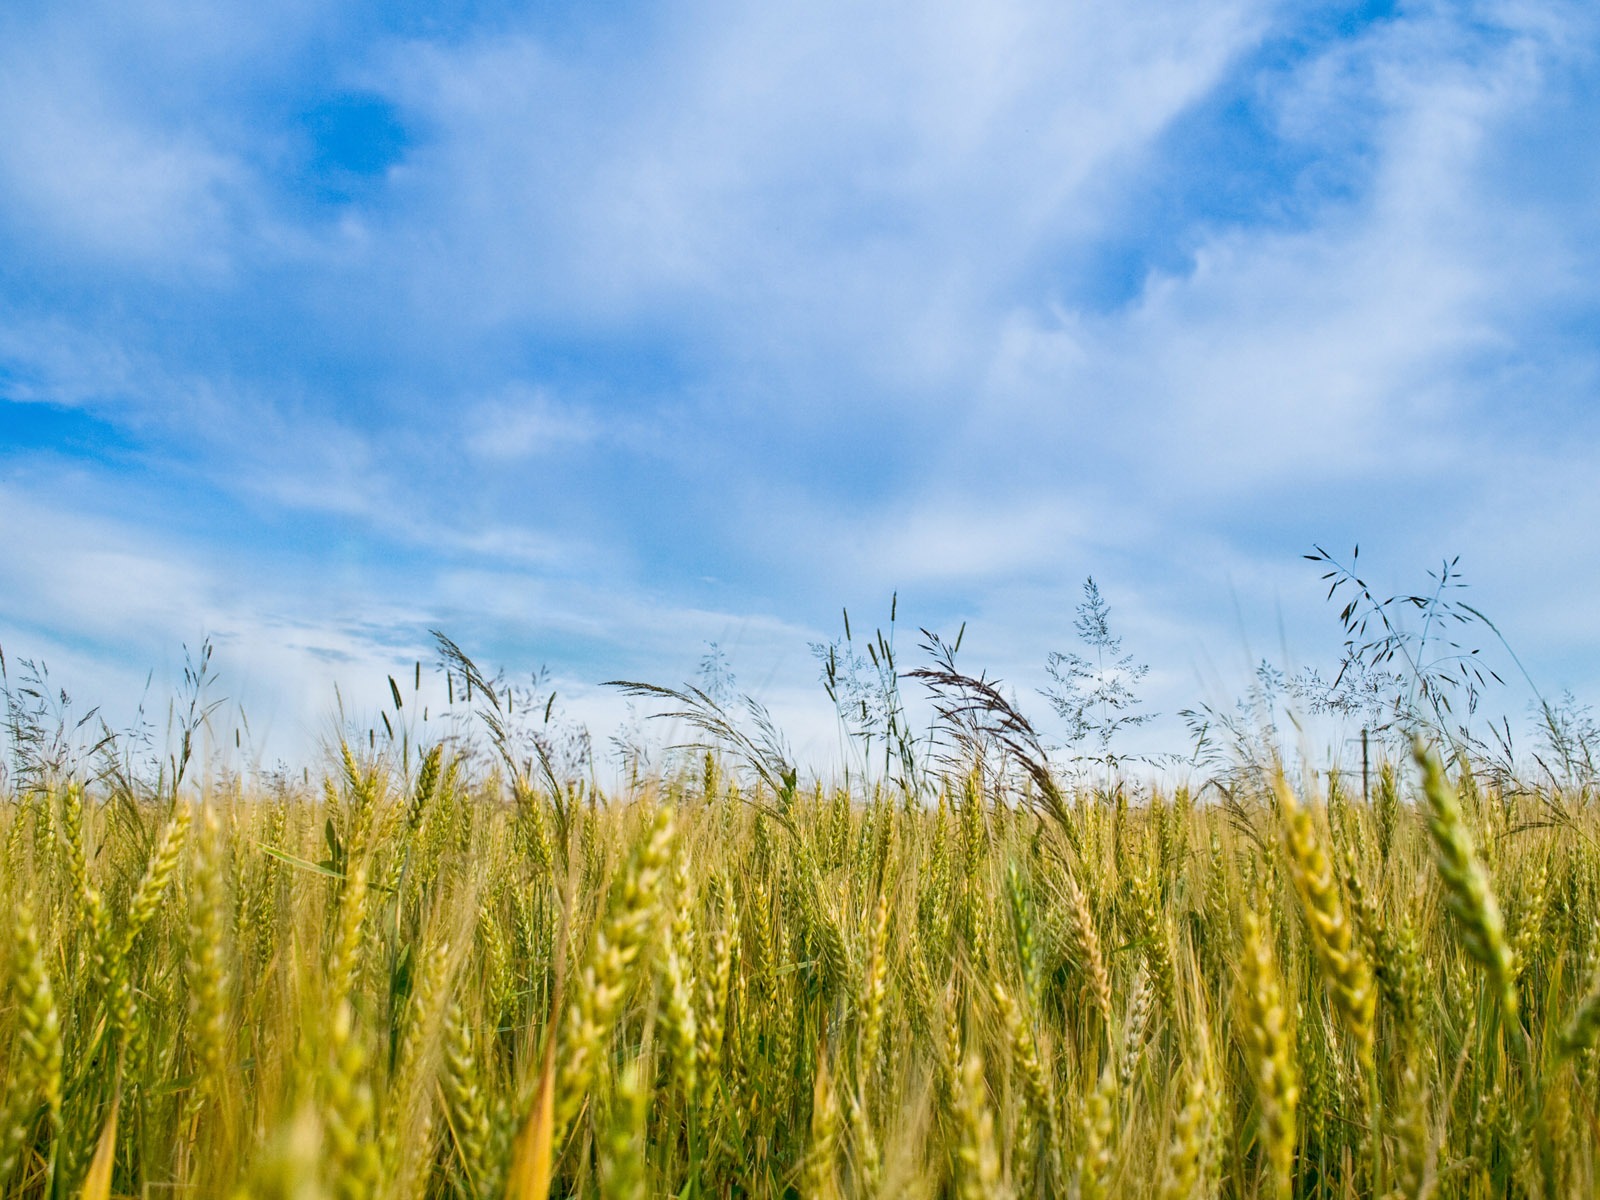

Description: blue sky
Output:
[2,0,1598,771]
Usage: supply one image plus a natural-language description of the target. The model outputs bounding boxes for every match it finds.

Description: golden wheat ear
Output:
[1238,907,1297,1200]
[1274,772,1376,1069]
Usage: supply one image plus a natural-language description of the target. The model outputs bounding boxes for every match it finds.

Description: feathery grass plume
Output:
[1273,773,1375,1068]
[1412,740,1519,1026]
[0,904,63,1185]
[1238,909,1297,1200]
[909,644,1082,855]
[555,806,675,1140]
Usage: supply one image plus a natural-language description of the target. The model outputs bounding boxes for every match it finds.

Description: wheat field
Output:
[2,706,1599,1200]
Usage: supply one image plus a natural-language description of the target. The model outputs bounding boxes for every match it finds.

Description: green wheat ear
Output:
[0,905,63,1183]
[1412,739,1519,1027]
[554,805,675,1139]
[1558,976,1600,1061]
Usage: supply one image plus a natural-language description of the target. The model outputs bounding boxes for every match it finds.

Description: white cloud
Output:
[463,386,598,461]
[374,1,1266,385]
[941,2,1597,499]
[0,46,241,270]
[0,315,145,409]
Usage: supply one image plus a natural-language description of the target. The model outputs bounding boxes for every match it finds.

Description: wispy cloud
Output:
[463,386,599,461]
[0,32,245,271]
